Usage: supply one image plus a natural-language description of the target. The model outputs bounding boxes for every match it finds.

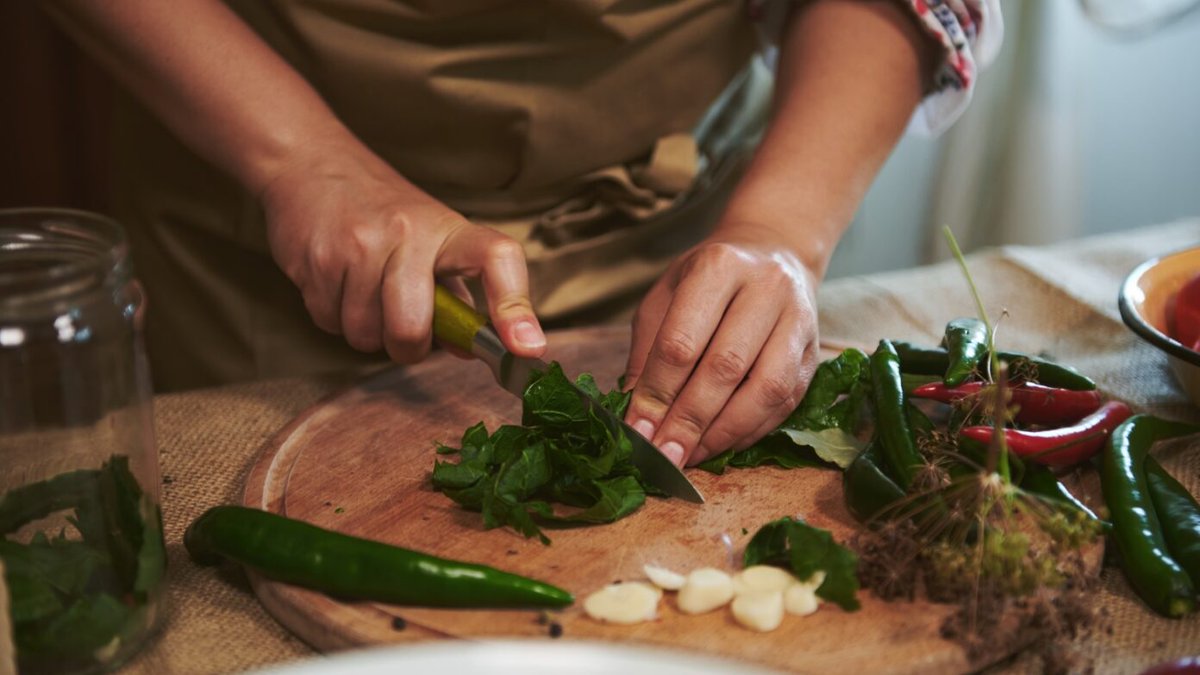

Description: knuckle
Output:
[698,241,742,266]
[754,374,798,410]
[484,237,526,266]
[308,244,342,279]
[494,294,532,317]
[630,380,676,418]
[385,319,428,352]
[664,407,706,442]
[706,349,748,386]
[656,331,700,369]
[699,425,741,457]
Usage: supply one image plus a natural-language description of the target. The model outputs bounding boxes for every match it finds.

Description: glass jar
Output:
[0,208,164,674]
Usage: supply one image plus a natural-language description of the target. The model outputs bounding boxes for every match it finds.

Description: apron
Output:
[110,0,768,391]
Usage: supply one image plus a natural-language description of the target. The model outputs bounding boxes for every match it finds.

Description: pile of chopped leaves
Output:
[431,363,662,544]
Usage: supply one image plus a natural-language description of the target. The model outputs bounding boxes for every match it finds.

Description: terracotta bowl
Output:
[1118,245,1200,405]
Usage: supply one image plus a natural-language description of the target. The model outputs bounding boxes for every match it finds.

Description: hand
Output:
[259,141,546,363]
[622,225,821,467]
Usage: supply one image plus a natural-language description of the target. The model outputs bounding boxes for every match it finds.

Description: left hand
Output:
[622,224,821,467]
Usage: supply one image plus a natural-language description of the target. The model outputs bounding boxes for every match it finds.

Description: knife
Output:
[432,285,705,504]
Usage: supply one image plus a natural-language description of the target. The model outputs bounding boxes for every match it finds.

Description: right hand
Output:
[258,140,546,363]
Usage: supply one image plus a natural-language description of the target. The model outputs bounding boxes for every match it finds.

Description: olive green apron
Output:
[110,0,768,391]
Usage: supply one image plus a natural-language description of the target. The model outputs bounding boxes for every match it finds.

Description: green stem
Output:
[942,226,1011,487]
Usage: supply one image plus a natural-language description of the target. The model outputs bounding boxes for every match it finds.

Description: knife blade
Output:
[432,285,705,503]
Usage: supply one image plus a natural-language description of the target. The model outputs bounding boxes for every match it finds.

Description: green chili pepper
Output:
[941,318,989,387]
[1145,456,1200,588]
[843,442,906,523]
[892,342,1096,391]
[1100,415,1198,618]
[185,505,573,609]
[1020,463,1106,528]
[870,340,923,490]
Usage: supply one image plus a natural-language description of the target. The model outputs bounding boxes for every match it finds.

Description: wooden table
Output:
[110,220,1200,674]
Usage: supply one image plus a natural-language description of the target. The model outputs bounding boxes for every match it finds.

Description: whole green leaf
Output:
[780,428,866,470]
[743,516,861,611]
[697,433,825,475]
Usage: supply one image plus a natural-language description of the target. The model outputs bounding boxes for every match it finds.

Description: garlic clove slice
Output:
[643,564,686,591]
[731,590,786,632]
[677,567,735,615]
[583,581,661,625]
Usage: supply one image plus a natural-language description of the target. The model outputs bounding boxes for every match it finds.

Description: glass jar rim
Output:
[0,207,132,314]
[0,207,129,298]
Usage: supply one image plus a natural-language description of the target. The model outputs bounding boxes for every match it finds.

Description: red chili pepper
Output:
[958,401,1133,467]
[1141,656,1200,675]
[911,381,1104,425]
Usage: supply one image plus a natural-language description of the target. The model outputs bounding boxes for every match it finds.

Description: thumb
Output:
[438,225,545,357]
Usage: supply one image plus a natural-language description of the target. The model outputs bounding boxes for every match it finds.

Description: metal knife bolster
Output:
[470,328,545,398]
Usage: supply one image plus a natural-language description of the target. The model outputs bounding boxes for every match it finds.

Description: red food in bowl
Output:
[1172,272,1200,352]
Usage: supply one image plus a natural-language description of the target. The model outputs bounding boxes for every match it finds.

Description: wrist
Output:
[239,120,367,198]
[709,212,838,282]
[716,191,844,281]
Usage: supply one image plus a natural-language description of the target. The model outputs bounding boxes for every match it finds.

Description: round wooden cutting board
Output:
[242,326,977,674]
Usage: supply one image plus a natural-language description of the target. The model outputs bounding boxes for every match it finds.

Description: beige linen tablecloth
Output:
[117,220,1200,675]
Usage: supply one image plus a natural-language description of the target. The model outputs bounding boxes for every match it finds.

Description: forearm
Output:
[43,0,359,194]
[720,0,937,278]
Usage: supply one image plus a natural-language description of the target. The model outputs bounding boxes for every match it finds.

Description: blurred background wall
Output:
[1,3,114,214]
[831,0,1200,276]
[3,1,1198,276]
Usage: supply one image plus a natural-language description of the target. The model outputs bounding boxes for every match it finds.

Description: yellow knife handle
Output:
[433,284,488,354]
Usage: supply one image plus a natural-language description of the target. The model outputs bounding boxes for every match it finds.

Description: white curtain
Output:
[924,0,1200,262]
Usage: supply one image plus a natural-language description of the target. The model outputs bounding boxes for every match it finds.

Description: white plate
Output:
[246,639,781,675]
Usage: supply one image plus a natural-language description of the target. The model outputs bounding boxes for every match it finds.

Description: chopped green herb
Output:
[431,362,648,544]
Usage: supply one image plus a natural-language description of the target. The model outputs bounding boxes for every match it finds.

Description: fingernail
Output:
[660,441,685,467]
[513,319,545,349]
[632,418,655,440]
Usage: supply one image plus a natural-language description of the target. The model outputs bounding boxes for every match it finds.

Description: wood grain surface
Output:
[242,326,983,674]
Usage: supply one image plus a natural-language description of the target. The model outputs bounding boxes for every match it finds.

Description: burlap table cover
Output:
[115,220,1200,675]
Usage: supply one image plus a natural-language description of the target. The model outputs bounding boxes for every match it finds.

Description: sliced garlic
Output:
[784,583,820,616]
[583,581,661,625]
[793,569,826,591]
[643,564,686,591]
[732,565,796,596]
[731,590,785,632]
[676,567,735,615]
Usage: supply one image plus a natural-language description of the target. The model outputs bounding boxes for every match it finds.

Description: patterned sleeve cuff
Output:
[746,0,1004,136]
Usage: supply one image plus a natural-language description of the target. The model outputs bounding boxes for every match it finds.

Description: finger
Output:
[687,319,816,466]
[624,263,740,458]
[623,279,674,392]
[339,256,386,353]
[439,225,545,357]
[293,236,348,336]
[380,249,435,364]
[300,267,346,337]
[649,289,781,466]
